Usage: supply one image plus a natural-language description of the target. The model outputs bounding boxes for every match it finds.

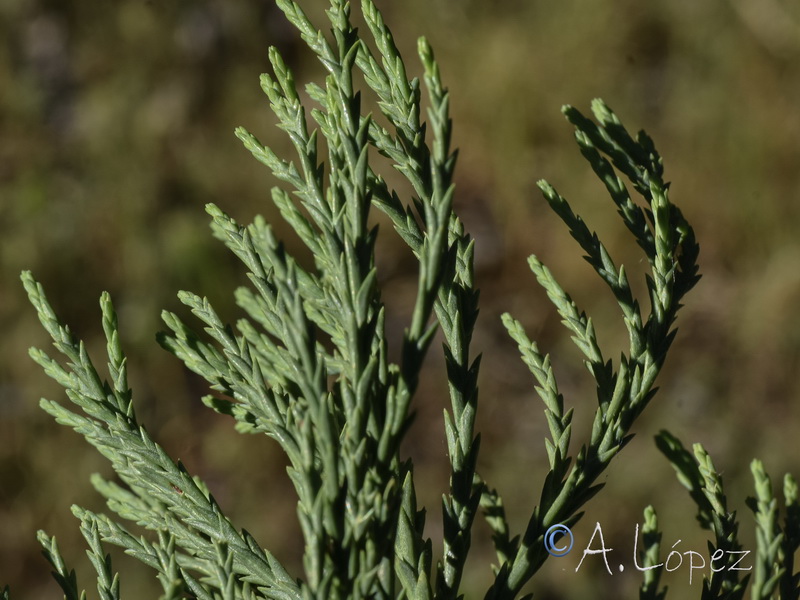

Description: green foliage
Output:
[638,506,666,600]
[490,94,699,599]
[6,0,797,599]
[656,432,750,599]
[655,432,800,600]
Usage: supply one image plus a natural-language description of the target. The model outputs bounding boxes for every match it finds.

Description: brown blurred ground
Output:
[2,0,800,598]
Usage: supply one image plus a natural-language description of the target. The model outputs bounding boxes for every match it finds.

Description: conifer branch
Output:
[656,431,749,599]
[638,506,667,600]
[22,271,300,600]
[14,3,768,600]
[489,101,700,599]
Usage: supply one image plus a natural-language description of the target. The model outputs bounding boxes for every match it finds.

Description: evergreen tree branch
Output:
[488,101,699,599]
[638,506,667,600]
[655,431,749,599]
[747,460,784,600]
[78,514,122,600]
[22,271,300,600]
[157,2,463,598]
[13,3,722,600]
[37,531,85,600]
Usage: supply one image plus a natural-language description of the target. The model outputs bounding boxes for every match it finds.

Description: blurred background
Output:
[2,0,800,598]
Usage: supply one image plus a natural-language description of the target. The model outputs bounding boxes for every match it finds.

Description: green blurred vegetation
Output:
[1,0,799,598]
